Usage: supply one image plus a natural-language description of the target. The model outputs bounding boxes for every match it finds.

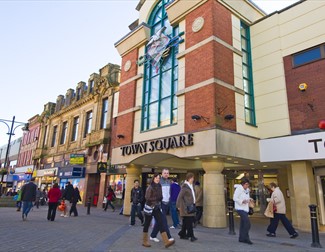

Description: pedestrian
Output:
[14,189,22,211]
[130,179,144,226]
[70,186,82,217]
[150,168,174,243]
[104,185,116,212]
[47,183,62,221]
[233,178,254,245]
[142,173,175,248]
[194,181,203,227]
[119,187,125,215]
[176,173,197,242]
[170,177,181,229]
[35,188,41,208]
[62,181,74,217]
[21,177,37,221]
[266,182,299,238]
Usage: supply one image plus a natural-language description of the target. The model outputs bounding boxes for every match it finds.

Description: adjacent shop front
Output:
[35,167,58,190]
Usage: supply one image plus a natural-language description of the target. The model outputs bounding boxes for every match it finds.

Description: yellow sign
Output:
[70,154,85,164]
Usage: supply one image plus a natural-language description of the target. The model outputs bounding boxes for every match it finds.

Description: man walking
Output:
[21,177,37,221]
[150,168,174,242]
[130,179,144,226]
[170,177,181,229]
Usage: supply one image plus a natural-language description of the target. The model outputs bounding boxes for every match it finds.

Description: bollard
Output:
[228,200,236,235]
[308,204,322,248]
[87,197,91,215]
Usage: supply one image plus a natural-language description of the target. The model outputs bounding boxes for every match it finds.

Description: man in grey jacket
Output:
[21,177,37,221]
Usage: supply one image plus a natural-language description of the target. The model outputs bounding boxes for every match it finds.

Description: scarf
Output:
[185,181,196,204]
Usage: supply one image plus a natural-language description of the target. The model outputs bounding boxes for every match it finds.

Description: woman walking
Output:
[233,178,253,245]
[70,186,82,217]
[142,173,175,248]
[47,183,62,221]
[104,186,116,212]
[176,172,197,242]
[266,182,298,238]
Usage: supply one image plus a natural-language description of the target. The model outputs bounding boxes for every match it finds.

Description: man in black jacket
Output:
[21,177,37,221]
[130,179,144,226]
[62,181,74,217]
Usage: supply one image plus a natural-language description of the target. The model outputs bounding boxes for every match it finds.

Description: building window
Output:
[84,111,92,138]
[141,0,178,131]
[43,126,48,147]
[293,45,324,67]
[71,117,79,141]
[89,80,94,93]
[241,22,256,126]
[51,125,57,147]
[60,121,68,145]
[100,98,108,129]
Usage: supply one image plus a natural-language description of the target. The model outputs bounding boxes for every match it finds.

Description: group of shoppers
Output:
[233,178,299,245]
[18,178,81,222]
[140,169,202,248]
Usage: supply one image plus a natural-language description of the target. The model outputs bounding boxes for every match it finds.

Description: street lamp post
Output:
[0,116,29,189]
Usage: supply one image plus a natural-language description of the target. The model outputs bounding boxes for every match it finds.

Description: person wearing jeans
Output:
[233,178,253,245]
[21,177,37,221]
[170,177,181,229]
[130,179,144,226]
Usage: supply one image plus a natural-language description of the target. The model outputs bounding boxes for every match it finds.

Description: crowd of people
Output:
[6,170,301,248]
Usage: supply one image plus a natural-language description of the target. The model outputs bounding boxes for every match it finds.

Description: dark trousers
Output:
[70,202,78,216]
[195,206,203,222]
[151,203,171,238]
[47,202,58,221]
[179,216,194,238]
[237,210,251,242]
[130,203,144,225]
[104,200,115,211]
[267,213,296,235]
[143,207,166,233]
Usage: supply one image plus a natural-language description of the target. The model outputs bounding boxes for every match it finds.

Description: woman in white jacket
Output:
[266,182,298,238]
[233,178,253,245]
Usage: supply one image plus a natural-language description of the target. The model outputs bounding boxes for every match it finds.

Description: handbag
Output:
[248,207,254,215]
[143,204,153,216]
[264,201,274,218]
[273,202,277,213]
[186,204,197,214]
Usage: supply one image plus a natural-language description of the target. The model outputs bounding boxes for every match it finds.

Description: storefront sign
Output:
[120,134,194,156]
[97,162,107,173]
[58,167,85,178]
[70,154,85,164]
[44,170,56,176]
[260,131,325,162]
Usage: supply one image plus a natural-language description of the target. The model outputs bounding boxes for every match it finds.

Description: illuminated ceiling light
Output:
[249,163,254,166]
[234,161,239,164]
[212,156,218,158]
[227,157,232,160]
[263,165,268,168]
[194,157,200,160]
[235,173,245,180]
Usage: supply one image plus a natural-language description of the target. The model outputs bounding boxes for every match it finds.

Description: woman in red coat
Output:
[47,183,62,221]
[104,186,116,212]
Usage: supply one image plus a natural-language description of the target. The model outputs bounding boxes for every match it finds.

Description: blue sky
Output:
[0,0,300,146]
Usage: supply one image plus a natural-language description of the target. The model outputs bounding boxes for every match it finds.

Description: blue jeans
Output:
[22,201,33,217]
[170,201,179,227]
[151,203,171,239]
[130,203,144,225]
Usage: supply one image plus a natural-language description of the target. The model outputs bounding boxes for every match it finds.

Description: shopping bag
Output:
[264,201,274,218]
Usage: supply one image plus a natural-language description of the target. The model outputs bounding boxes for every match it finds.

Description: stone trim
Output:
[119,74,143,87]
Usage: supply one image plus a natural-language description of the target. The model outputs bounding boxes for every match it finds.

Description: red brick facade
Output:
[284,56,325,132]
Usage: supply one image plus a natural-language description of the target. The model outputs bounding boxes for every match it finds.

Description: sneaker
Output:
[141,220,145,226]
[168,237,175,241]
[22,214,26,221]
[170,226,175,229]
[64,215,69,218]
[290,233,299,239]
[266,233,276,237]
[60,214,65,217]
[150,237,160,242]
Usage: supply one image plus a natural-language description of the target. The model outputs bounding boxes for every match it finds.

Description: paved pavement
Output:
[0,205,324,252]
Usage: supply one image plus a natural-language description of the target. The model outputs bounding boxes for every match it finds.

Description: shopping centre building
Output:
[112,0,325,231]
